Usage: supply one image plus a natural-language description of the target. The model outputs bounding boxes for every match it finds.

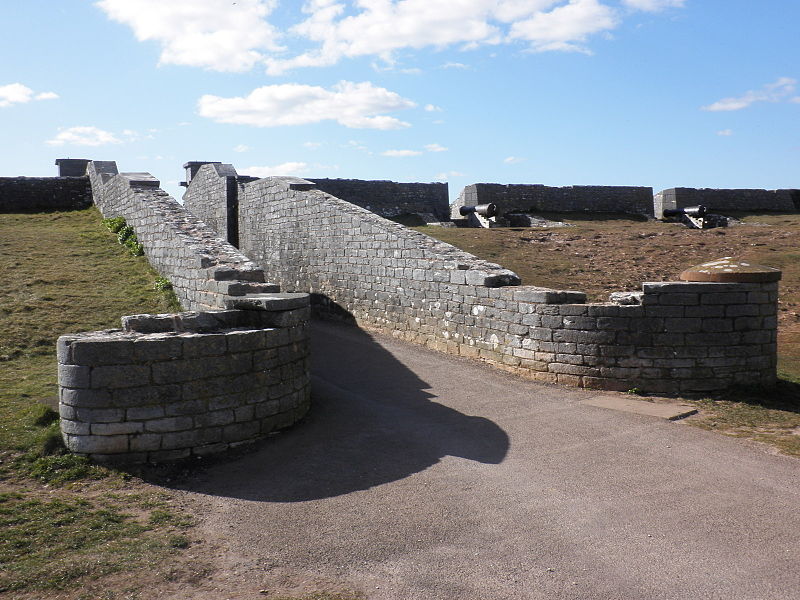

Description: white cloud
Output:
[96,0,282,72]
[0,83,58,108]
[382,149,423,157]
[233,144,251,152]
[424,104,443,112]
[243,162,309,178]
[508,0,618,53]
[436,170,465,180]
[441,61,470,70]
[702,77,797,111]
[716,129,733,137]
[791,97,800,104]
[303,141,323,149]
[504,155,526,163]
[622,0,684,11]
[46,126,121,147]
[425,143,448,152]
[198,80,415,129]
[97,1,685,74]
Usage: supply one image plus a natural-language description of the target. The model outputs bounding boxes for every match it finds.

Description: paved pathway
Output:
[181,320,799,599]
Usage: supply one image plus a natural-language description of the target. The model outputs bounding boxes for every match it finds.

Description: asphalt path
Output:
[181,319,799,599]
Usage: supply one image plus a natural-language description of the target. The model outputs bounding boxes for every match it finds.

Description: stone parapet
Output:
[57,302,311,463]
[86,160,265,309]
[0,177,92,212]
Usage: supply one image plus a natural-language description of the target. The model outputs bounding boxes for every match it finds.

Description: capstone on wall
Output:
[654,188,800,218]
[453,183,655,218]
[86,160,270,310]
[58,303,310,463]
[230,176,776,394]
[0,177,92,212]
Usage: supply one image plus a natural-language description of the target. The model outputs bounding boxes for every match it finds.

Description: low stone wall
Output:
[57,300,310,463]
[654,188,799,218]
[229,177,777,393]
[0,177,92,212]
[87,161,268,310]
[453,183,655,218]
[307,178,450,222]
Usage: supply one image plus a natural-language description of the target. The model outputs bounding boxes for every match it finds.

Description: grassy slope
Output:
[0,208,189,595]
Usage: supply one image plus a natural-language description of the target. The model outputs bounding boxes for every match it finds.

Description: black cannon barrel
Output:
[459,203,498,218]
[663,205,707,218]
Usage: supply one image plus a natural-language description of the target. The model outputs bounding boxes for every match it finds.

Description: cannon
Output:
[662,205,707,219]
[660,204,729,229]
[459,203,498,218]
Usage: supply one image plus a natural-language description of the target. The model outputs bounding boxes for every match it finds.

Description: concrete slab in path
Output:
[175,320,800,600]
[580,395,698,420]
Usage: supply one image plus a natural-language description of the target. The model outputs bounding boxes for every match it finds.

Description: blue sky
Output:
[1,0,798,202]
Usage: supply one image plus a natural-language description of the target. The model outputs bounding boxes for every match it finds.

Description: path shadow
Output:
[180,313,509,502]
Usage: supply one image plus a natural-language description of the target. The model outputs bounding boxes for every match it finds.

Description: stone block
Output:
[111,384,181,408]
[75,407,124,423]
[223,421,260,443]
[60,419,90,435]
[60,388,112,408]
[71,338,134,366]
[58,364,90,389]
[129,433,162,451]
[91,365,150,389]
[126,405,165,420]
[145,416,194,433]
[181,332,228,357]
[226,292,309,311]
[133,335,182,361]
[64,434,128,454]
[91,421,143,435]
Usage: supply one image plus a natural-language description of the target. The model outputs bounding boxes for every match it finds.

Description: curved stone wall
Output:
[57,303,310,463]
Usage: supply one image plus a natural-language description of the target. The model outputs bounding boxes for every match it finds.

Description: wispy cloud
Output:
[198,81,415,129]
[0,83,58,108]
[622,0,685,12]
[382,149,423,157]
[243,161,309,178]
[46,126,121,147]
[702,77,797,112]
[425,143,448,152]
[503,156,526,164]
[233,144,251,152]
[424,104,443,112]
[716,129,733,137]
[436,171,465,181]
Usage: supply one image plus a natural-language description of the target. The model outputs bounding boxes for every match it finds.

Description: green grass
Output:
[0,491,194,593]
[0,207,190,594]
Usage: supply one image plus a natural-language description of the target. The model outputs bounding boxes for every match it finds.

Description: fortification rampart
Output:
[453,183,655,218]
[87,160,268,310]
[306,178,450,222]
[0,176,92,212]
[654,188,800,218]
[57,301,310,463]
[184,173,778,394]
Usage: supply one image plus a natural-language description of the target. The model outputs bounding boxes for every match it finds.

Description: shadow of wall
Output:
[180,311,509,502]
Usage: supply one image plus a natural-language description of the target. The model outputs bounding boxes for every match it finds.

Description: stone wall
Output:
[307,178,450,222]
[181,162,240,245]
[0,177,92,212]
[231,176,776,394]
[453,183,655,218]
[654,188,800,218]
[57,302,310,463]
[87,161,270,310]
